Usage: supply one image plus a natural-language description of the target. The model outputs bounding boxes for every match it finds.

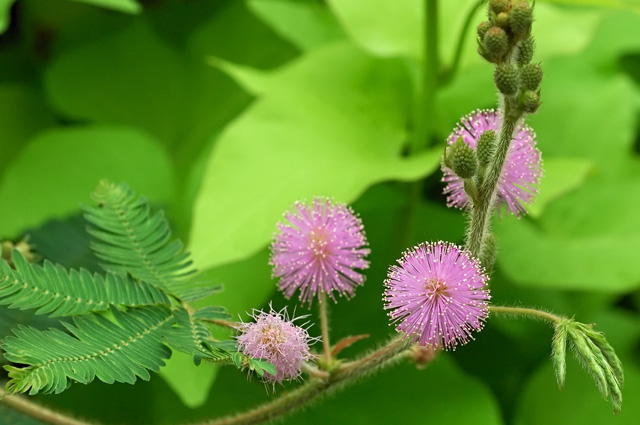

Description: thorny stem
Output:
[0,387,94,425]
[198,337,412,425]
[319,291,332,366]
[490,305,564,325]
[466,97,522,257]
[441,0,485,84]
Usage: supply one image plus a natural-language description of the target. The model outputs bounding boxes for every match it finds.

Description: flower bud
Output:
[477,130,496,167]
[510,0,533,37]
[521,63,543,90]
[483,27,509,62]
[477,21,492,39]
[495,12,510,28]
[449,137,478,179]
[517,36,535,66]
[494,63,519,96]
[523,90,541,113]
[489,0,509,15]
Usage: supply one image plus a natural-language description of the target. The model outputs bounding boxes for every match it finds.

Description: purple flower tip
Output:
[442,109,542,217]
[270,197,370,304]
[236,307,316,382]
[383,241,491,350]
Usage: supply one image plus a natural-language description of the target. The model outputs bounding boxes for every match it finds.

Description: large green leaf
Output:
[0,85,55,178]
[44,21,190,146]
[541,0,640,12]
[248,0,346,51]
[0,0,16,33]
[0,126,174,238]
[189,42,440,270]
[68,0,140,14]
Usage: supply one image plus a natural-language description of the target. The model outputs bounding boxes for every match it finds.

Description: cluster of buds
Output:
[1,238,37,268]
[477,0,542,113]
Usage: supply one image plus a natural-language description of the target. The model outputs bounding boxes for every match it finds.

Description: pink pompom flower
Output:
[441,109,542,217]
[270,197,370,304]
[383,241,491,350]
[236,307,316,382]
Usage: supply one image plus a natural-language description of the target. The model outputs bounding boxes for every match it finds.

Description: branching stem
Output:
[0,388,95,425]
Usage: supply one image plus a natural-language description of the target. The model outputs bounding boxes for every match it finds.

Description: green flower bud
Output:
[517,37,535,66]
[494,63,519,96]
[483,27,509,62]
[477,130,496,167]
[495,12,510,28]
[477,21,492,39]
[510,0,533,37]
[489,0,509,15]
[521,62,543,90]
[517,36,535,66]
[523,90,541,113]
[449,137,478,179]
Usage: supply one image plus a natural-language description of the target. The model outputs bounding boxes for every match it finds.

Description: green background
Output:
[0,0,639,424]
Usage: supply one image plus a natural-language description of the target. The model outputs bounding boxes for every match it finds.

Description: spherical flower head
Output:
[383,241,491,350]
[236,308,315,382]
[270,197,370,304]
[441,109,542,217]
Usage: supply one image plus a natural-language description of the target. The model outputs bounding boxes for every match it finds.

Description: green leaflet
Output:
[84,181,204,301]
[0,250,170,317]
[162,307,235,366]
[2,306,173,395]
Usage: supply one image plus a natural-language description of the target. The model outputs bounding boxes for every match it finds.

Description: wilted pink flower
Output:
[237,308,315,382]
[271,198,370,304]
[442,109,542,217]
[383,241,490,350]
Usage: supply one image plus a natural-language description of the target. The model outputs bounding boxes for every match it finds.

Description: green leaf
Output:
[161,307,233,365]
[552,321,568,389]
[44,21,190,145]
[0,0,16,34]
[0,250,170,317]
[158,351,220,408]
[0,84,55,178]
[248,0,346,51]
[541,0,640,12]
[84,181,200,300]
[190,42,441,269]
[526,158,594,218]
[517,313,639,423]
[0,126,174,238]
[67,0,141,14]
[2,306,173,395]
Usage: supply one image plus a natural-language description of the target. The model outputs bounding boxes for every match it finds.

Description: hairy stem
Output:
[442,0,485,84]
[199,337,412,425]
[466,97,521,257]
[490,305,564,324]
[0,388,95,425]
[319,291,332,366]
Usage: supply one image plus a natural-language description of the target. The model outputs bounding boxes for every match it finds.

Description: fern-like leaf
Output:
[2,306,173,395]
[162,307,235,365]
[83,181,203,301]
[0,251,170,317]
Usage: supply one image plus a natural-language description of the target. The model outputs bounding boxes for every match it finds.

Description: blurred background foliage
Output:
[0,0,639,424]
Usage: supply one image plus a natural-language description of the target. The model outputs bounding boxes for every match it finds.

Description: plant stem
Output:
[490,305,564,324]
[319,291,332,365]
[413,0,439,152]
[466,97,521,257]
[199,337,412,425]
[0,388,95,425]
[441,0,485,85]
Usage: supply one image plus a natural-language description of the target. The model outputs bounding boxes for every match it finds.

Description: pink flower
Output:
[236,308,315,382]
[271,198,370,304]
[383,241,490,350]
[442,109,542,217]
